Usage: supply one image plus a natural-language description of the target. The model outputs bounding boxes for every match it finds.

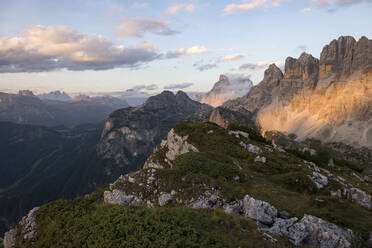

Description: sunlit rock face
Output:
[225,36,372,150]
[193,74,253,107]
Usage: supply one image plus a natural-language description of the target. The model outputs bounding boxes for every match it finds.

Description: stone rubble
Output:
[331,188,372,210]
[308,172,328,189]
[239,141,262,154]
[254,156,266,163]
[228,130,249,138]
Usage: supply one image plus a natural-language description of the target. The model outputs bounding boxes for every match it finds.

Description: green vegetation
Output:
[21,194,294,248]
[10,121,372,246]
[167,122,372,238]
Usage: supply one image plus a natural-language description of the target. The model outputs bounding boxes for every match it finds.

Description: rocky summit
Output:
[193,74,253,107]
[5,122,372,247]
[97,90,212,173]
[224,36,372,154]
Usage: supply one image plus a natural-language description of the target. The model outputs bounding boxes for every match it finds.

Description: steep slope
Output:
[97,90,212,173]
[224,36,372,152]
[193,75,253,107]
[5,122,372,247]
[0,91,128,126]
[0,122,119,237]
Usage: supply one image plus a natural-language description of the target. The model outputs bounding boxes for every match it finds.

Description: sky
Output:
[0,0,371,95]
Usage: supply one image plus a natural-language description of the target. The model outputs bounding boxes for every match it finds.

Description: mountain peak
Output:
[263,64,284,82]
[219,74,229,82]
[318,35,372,78]
[18,90,35,97]
[193,74,253,107]
[284,52,319,81]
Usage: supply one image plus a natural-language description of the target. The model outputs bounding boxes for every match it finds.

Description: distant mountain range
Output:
[0,90,129,126]
[193,74,253,107]
[37,91,72,101]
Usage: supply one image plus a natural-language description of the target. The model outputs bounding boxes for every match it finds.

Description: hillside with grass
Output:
[4,122,372,248]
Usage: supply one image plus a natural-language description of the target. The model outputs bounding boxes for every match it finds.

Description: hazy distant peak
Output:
[193,74,253,107]
[18,90,35,97]
[38,90,72,101]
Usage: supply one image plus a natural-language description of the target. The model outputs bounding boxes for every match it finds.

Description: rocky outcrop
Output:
[193,74,253,107]
[243,195,277,225]
[3,207,39,248]
[308,171,328,189]
[104,189,143,206]
[331,187,372,210]
[3,228,16,248]
[97,91,212,173]
[144,128,199,169]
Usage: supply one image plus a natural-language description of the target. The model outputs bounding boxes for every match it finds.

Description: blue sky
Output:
[0,0,371,95]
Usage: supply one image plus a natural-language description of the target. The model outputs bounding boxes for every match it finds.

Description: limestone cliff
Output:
[224,36,372,152]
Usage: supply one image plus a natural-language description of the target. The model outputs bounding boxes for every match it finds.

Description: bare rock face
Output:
[243,195,278,225]
[319,36,356,78]
[209,107,254,128]
[3,207,40,248]
[224,36,372,152]
[299,215,354,248]
[97,91,212,174]
[224,64,283,114]
[3,228,17,248]
[284,53,319,85]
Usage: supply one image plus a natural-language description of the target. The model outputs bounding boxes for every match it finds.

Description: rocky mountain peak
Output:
[219,74,229,82]
[264,64,284,82]
[319,36,356,78]
[284,52,319,81]
[18,90,35,97]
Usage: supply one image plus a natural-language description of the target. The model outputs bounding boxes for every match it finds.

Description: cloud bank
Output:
[223,0,290,15]
[164,83,194,89]
[167,3,195,15]
[116,18,179,38]
[0,25,160,73]
[165,46,208,59]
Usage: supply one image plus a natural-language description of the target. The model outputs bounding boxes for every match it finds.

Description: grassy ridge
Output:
[21,192,296,248]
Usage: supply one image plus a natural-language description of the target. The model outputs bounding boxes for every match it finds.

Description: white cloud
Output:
[195,63,217,71]
[164,83,193,89]
[116,18,179,38]
[218,53,245,62]
[132,2,149,8]
[308,0,370,9]
[128,84,158,91]
[165,46,208,59]
[301,7,312,12]
[136,41,157,51]
[223,0,290,15]
[167,3,195,15]
[0,25,159,73]
[238,61,284,71]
